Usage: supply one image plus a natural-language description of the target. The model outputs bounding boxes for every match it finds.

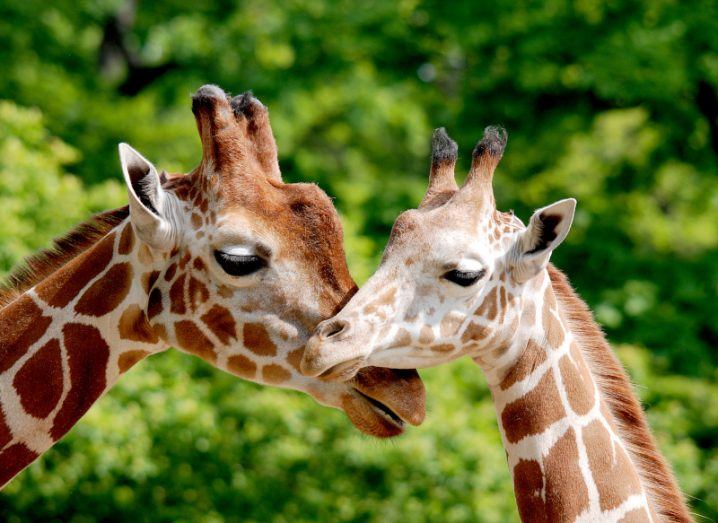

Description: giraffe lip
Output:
[353,389,405,428]
[318,357,364,382]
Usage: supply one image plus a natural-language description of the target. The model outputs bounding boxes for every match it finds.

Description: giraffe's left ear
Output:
[511,198,576,283]
[119,143,176,251]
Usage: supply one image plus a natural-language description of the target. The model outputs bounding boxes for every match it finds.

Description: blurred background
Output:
[1,0,717,521]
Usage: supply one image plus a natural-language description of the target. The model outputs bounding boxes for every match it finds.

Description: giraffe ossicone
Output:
[302,126,691,522]
[0,85,425,488]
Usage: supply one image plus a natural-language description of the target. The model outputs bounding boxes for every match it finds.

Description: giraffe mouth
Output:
[354,389,405,428]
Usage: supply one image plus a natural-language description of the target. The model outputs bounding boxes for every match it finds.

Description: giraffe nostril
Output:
[319,319,350,340]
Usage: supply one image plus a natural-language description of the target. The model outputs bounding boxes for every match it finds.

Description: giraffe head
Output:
[301,126,575,377]
[118,85,425,436]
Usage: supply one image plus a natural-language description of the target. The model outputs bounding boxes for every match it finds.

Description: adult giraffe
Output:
[302,127,692,522]
[0,85,425,488]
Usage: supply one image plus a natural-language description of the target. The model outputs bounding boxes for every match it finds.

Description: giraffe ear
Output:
[119,143,175,251]
[511,198,576,283]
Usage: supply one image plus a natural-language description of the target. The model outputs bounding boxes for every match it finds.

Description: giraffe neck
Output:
[0,219,167,486]
[478,268,690,522]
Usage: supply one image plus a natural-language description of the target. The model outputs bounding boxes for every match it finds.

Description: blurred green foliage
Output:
[0,0,717,520]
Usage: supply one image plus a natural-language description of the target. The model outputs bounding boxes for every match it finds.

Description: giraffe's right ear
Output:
[119,143,175,251]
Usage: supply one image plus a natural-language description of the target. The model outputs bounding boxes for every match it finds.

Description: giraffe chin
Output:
[342,367,426,438]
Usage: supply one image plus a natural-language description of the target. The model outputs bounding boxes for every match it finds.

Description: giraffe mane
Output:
[0,206,130,308]
[547,264,692,522]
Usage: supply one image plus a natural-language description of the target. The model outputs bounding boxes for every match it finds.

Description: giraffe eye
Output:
[443,269,485,287]
[214,250,267,276]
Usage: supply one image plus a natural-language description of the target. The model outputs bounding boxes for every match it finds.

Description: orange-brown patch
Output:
[262,364,291,384]
[191,213,202,229]
[499,339,547,390]
[169,273,187,314]
[118,305,159,344]
[559,344,594,416]
[75,262,133,317]
[174,320,216,363]
[418,326,435,345]
[118,350,150,373]
[193,257,207,272]
[513,459,547,522]
[118,223,135,255]
[583,419,643,511]
[142,270,161,294]
[618,508,651,522]
[390,328,412,348]
[284,348,304,372]
[52,323,110,440]
[227,354,257,379]
[217,285,234,298]
[179,251,192,270]
[544,428,590,521]
[147,288,163,320]
[430,343,455,353]
[188,276,209,312]
[243,323,276,356]
[137,244,153,265]
[461,320,489,344]
[0,295,53,373]
[542,287,565,348]
[14,339,63,419]
[501,369,565,443]
[0,443,39,487]
[476,286,499,320]
[164,263,177,282]
[36,232,116,308]
[200,305,237,345]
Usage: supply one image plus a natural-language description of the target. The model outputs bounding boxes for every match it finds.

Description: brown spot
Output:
[218,285,234,298]
[137,244,153,265]
[0,295,53,373]
[544,428,590,521]
[147,288,163,319]
[193,257,206,272]
[179,251,192,270]
[118,222,135,255]
[75,263,133,316]
[188,276,209,312]
[169,273,187,314]
[262,364,291,384]
[227,354,257,379]
[199,198,209,213]
[174,320,216,363]
[164,263,177,282]
[118,350,150,373]
[118,305,159,344]
[286,348,305,372]
[618,508,651,522]
[142,270,160,294]
[191,213,202,229]
[583,419,643,511]
[390,328,412,348]
[461,320,489,344]
[476,286,499,320]
[501,369,565,443]
[431,343,455,353]
[0,443,39,487]
[36,232,115,308]
[0,407,11,448]
[153,323,168,342]
[243,323,277,356]
[14,339,63,418]
[440,313,464,337]
[418,326,435,345]
[559,344,594,416]
[513,459,547,522]
[500,339,547,390]
[542,287,565,348]
[51,324,110,440]
[200,305,237,345]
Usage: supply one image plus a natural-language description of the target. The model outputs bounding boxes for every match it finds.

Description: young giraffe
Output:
[0,85,425,488]
[302,127,692,522]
